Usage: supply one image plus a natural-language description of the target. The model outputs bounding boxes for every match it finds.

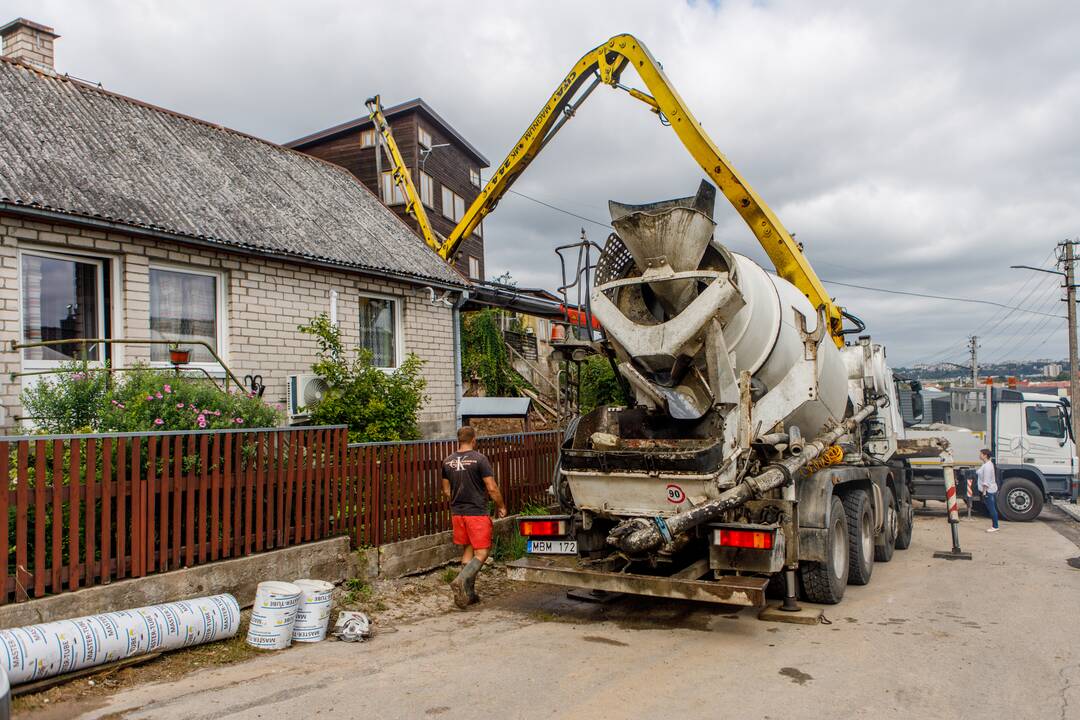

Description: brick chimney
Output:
[0,18,59,73]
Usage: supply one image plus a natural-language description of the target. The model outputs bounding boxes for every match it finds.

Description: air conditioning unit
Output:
[288,374,329,419]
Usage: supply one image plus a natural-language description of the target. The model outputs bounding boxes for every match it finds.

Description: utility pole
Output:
[968,335,979,388]
[1062,241,1079,469]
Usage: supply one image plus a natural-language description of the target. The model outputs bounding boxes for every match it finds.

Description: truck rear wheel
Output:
[843,489,874,585]
[874,486,897,562]
[894,482,914,550]
[998,477,1043,522]
[800,495,849,604]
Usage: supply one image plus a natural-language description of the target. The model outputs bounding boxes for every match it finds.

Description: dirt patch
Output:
[582,635,629,647]
[779,667,813,685]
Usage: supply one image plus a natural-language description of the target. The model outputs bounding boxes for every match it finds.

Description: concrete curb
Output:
[1051,498,1080,522]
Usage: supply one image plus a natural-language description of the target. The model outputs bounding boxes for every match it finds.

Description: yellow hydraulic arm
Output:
[364,95,442,254]
[441,35,847,345]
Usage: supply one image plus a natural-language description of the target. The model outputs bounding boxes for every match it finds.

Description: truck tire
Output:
[998,476,1044,522]
[894,482,914,550]
[874,486,897,562]
[843,489,874,585]
[799,495,849,604]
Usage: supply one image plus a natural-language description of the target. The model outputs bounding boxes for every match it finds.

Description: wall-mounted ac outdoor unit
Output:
[288,374,329,419]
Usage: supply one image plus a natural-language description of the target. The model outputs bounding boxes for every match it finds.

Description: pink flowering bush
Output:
[21,362,280,433]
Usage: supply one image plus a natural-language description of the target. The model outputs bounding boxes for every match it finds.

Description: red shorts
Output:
[452,515,493,550]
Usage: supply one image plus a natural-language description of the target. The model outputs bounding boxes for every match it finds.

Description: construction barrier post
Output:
[934,455,972,560]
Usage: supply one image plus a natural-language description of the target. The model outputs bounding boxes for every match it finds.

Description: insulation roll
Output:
[0,594,240,686]
[291,579,333,643]
[246,581,301,650]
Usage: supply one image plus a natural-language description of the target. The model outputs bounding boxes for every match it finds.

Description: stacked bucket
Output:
[0,594,241,685]
[245,579,334,650]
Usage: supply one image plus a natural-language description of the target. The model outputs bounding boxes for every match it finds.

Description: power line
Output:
[820,279,1065,319]
[507,189,613,229]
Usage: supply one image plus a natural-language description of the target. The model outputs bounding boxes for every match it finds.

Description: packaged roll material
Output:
[291,579,334,643]
[0,594,240,686]
[246,581,302,650]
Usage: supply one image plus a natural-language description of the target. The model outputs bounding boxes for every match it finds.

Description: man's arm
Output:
[442,477,452,501]
[483,476,507,518]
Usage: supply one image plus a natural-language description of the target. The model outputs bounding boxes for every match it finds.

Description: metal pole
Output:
[969,335,979,388]
[1063,241,1080,504]
[934,454,972,560]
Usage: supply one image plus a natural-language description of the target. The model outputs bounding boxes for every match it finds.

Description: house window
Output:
[442,186,466,222]
[149,266,222,365]
[418,126,432,150]
[20,250,105,363]
[469,167,481,188]
[360,129,376,148]
[381,172,405,205]
[468,256,481,280]
[419,171,434,207]
[475,222,483,238]
[358,294,399,368]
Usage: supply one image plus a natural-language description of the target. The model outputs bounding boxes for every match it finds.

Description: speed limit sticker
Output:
[666,484,686,504]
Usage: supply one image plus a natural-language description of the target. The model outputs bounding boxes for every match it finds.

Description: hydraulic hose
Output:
[606,398,887,555]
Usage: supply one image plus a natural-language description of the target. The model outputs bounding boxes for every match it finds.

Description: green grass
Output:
[440,566,460,584]
[342,577,374,605]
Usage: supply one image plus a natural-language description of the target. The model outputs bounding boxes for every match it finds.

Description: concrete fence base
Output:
[0,516,523,628]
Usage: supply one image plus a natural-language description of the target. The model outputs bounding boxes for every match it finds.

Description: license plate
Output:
[527,539,577,555]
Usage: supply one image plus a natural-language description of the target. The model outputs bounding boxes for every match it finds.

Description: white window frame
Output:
[469,167,481,188]
[419,171,434,208]
[468,256,480,280]
[148,262,228,375]
[356,291,404,370]
[381,172,405,205]
[360,128,376,148]
[418,126,432,150]
[475,221,483,238]
[442,186,465,222]
[18,246,110,371]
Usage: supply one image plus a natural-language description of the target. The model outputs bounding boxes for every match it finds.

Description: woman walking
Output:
[977,448,1000,532]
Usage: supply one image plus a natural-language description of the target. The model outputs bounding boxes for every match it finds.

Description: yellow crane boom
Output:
[364,95,443,254]
[372,36,847,344]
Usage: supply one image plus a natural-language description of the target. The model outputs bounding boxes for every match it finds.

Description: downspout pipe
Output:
[607,398,887,555]
[452,289,470,429]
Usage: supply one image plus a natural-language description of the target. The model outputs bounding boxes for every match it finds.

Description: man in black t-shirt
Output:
[442,425,506,608]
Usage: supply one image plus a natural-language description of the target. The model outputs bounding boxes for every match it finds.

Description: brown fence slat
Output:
[211,433,221,561]
[86,438,97,586]
[185,434,196,568]
[15,442,28,601]
[255,433,265,553]
[101,437,113,585]
[0,442,8,604]
[116,438,127,580]
[198,433,209,564]
[158,436,170,573]
[222,432,232,559]
[144,436,155,575]
[66,439,79,592]
[50,440,63,594]
[172,435,183,570]
[130,436,142,579]
[31,439,46,597]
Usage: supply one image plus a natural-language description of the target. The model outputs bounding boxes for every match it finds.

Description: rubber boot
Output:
[451,558,482,609]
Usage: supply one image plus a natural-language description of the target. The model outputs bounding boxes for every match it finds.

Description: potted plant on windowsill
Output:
[169,343,192,366]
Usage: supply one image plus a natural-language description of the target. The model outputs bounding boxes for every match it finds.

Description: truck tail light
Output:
[519,519,568,537]
[714,528,774,549]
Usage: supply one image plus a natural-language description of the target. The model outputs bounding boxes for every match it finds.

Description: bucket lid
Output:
[255,581,302,597]
[293,579,334,592]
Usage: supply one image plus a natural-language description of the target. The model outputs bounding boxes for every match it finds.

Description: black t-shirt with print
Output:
[441,450,494,516]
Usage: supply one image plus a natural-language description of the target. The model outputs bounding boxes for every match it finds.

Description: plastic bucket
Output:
[291,579,333,643]
[246,582,302,650]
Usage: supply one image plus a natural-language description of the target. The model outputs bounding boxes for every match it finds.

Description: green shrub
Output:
[19,362,282,434]
[461,309,526,396]
[299,314,427,443]
[20,361,110,434]
[578,355,628,413]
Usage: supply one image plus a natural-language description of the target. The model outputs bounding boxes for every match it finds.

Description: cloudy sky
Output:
[10,0,1080,366]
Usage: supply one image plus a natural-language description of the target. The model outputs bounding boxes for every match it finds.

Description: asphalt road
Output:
[68,507,1080,719]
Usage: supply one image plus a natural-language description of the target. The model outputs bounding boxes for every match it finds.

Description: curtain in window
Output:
[21,254,100,361]
[358,296,396,368]
[150,269,217,362]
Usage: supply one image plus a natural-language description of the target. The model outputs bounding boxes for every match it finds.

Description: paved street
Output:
[36,507,1080,720]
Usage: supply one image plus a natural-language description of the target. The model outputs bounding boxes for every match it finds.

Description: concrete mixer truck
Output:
[366,33,915,610]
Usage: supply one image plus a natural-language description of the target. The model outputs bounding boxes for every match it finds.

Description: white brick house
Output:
[0,20,467,437]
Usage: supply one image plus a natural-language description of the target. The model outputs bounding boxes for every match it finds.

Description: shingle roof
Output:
[0,58,465,287]
[286,97,490,167]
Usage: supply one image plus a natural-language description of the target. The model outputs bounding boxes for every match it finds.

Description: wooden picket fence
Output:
[1,427,560,605]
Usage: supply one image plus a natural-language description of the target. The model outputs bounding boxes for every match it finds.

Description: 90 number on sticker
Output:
[666,484,686,504]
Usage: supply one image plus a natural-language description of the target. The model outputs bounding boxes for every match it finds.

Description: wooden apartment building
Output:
[287,100,490,281]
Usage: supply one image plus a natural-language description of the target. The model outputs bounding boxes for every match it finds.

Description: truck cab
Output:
[990,389,1077,520]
